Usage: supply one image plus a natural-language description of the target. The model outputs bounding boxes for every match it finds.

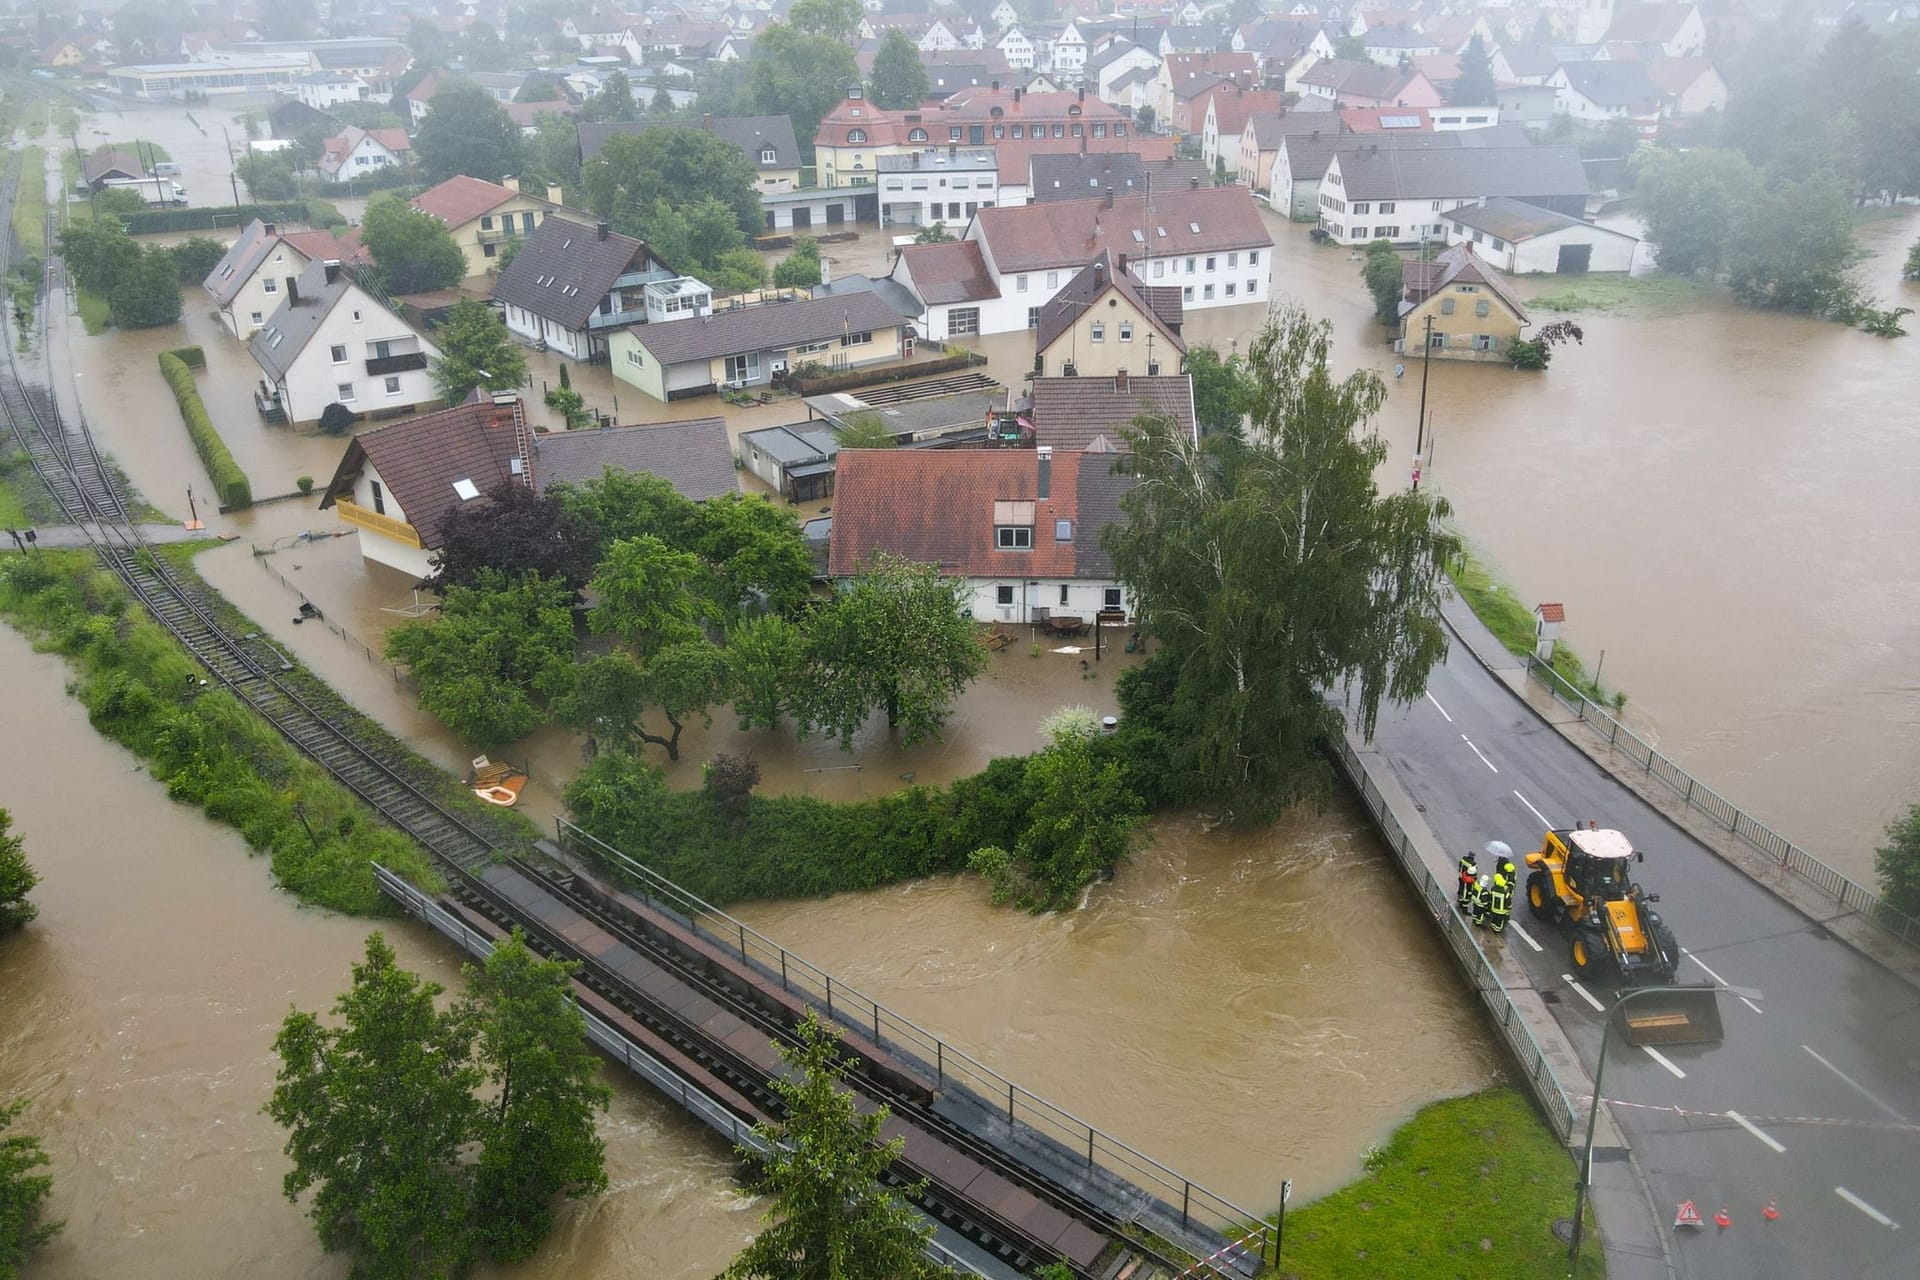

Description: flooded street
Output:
[7,94,1919,1273]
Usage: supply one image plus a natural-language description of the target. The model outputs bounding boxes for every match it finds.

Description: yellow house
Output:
[41,40,84,68]
[1032,251,1186,380]
[1398,242,1530,362]
[411,175,566,281]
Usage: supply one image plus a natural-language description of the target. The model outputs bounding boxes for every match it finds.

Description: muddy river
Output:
[6,94,1917,1275]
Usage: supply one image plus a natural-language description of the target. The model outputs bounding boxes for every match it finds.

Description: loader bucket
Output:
[1615,985,1724,1047]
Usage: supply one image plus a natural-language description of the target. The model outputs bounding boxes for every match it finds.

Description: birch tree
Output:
[1104,308,1457,815]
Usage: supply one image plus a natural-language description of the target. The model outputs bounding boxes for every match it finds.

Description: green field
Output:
[1526,273,1715,315]
[1276,1089,1605,1280]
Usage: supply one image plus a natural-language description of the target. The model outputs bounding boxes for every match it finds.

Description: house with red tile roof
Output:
[411,175,564,280]
[827,447,1138,625]
[202,217,370,340]
[1032,252,1184,380]
[1200,83,1286,177]
[317,125,411,184]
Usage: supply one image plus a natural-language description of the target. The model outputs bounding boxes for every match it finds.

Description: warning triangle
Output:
[1675,1200,1704,1229]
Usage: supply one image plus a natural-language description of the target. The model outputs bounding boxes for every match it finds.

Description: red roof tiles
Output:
[828,449,1081,579]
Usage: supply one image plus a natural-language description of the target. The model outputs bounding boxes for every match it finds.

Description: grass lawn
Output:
[1448,545,1625,709]
[0,478,26,527]
[74,286,111,335]
[11,146,47,254]
[1527,273,1714,315]
[1275,1089,1604,1280]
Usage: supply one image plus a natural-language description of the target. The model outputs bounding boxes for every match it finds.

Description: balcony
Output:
[611,266,677,291]
[585,308,646,331]
[333,499,421,548]
[366,352,429,376]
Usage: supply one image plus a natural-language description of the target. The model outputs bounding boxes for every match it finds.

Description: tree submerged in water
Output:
[1509,320,1585,370]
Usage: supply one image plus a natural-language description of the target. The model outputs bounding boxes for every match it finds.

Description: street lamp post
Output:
[1413,314,1433,488]
[1568,982,1758,1275]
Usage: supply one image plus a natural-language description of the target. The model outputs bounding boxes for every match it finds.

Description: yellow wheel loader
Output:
[1524,827,1681,987]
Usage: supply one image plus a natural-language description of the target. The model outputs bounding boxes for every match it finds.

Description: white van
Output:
[148,161,182,177]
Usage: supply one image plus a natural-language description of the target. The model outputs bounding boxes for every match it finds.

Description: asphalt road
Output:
[1366,638,1920,1279]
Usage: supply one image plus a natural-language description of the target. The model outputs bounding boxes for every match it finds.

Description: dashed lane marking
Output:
[1461,734,1499,773]
[1803,1045,1909,1123]
[1507,920,1544,952]
[1725,1110,1786,1154]
[1512,789,1553,827]
[1563,975,1607,1012]
[1642,1046,1687,1080]
[1835,1187,1900,1229]
[1682,947,1731,987]
[1572,1096,1920,1136]
[1425,691,1453,723]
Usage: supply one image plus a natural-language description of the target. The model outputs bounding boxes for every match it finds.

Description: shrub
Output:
[165,345,206,369]
[157,352,251,509]
[318,402,356,435]
[295,475,314,494]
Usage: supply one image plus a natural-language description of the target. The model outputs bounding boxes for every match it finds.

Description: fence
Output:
[369,861,994,1279]
[554,817,1279,1266]
[1525,655,1920,949]
[254,550,412,687]
[1328,732,1580,1142]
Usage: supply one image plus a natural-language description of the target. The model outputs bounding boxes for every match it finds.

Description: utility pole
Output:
[1413,313,1433,490]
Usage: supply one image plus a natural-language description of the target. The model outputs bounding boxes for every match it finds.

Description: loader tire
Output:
[1571,928,1606,978]
[1651,921,1680,982]
[1527,871,1553,920]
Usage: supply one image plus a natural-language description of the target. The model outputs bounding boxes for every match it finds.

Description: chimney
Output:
[597,221,610,241]
[285,277,300,304]
[1117,252,1127,274]
[992,78,1000,91]
[323,259,342,285]
[547,183,563,204]
[1014,86,1023,103]
[1103,186,1113,208]
[263,222,276,237]
[1036,445,1052,499]
[1078,85,1085,101]
[1115,368,1129,393]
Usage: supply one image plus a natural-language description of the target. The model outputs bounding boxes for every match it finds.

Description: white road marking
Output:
[1642,1046,1687,1079]
[1835,1187,1900,1229]
[1460,734,1499,773]
[1507,920,1544,952]
[1425,691,1453,722]
[1563,975,1607,1012]
[1682,947,1731,987]
[1803,1045,1909,1123]
[1512,789,1553,827]
[1725,1110,1786,1154]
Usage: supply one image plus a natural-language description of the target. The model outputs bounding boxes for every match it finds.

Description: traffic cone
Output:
[1714,1203,1732,1231]
[1762,1198,1781,1222]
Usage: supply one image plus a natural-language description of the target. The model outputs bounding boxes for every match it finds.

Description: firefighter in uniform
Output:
[1485,864,1514,934]
[1457,850,1479,913]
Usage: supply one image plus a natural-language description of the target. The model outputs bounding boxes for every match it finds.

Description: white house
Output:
[203,219,372,340]
[248,259,442,427]
[293,70,368,110]
[489,216,685,362]
[877,147,1005,228]
[1086,37,1162,107]
[1550,61,1663,131]
[990,0,1018,29]
[1052,19,1088,76]
[318,395,531,580]
[1316,144,1590,246]
[316,126,410,183]
[1443,198,1640,273]
[997,26,1037,69]
[1646,57,1727,116]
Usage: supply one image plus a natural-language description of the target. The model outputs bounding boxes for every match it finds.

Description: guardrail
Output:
[1524,655,1920,949]
[1328,733,1579,1142]
[553,818,1278,1264]
[368,864,993,1278]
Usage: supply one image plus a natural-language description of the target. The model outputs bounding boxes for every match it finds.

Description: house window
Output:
[369,480,385,515]
[263,278,278,293]
[1058,584,1071,606]
[1227,251,1237,267]
[1225,283,1236,297]
[1353,202,1371,215]
[1089,322,1105,342]
[480,215,493,230]
[948,307,981,335]
[996,526,1033,549]
[1055,520,1072,542]
[1185,257,1196,273]
[1016,274,1028,292]
[352,310,362,321]
[1115,122,1127,136]
[1475,299,1491,318]
[483,242,497,257]
[337,382,355,401]
[626,348,644,366]
[384,376,401,394]
[949,126,963,141]
[1118,322,1132,341]
[1474,334,1496,351]
[1051,124,1065,138]
[760,147,777,163]
[1012,125,1024,138]
[847,128,867,142]
[330,344,347,363]
[1491,237,1506,251]
[249,311,263,325]
[1430,331,1447,349]
[1379,202,1396,214]
[1441,297,1456,315]
[997,584,1015,605]
[1153,260,1165,278]
[1027,306,1041,328]
[1205,255,1216,271]
[1104,586,1122,609]
[1183,285,1194,302]
[1203,284,1215,300]
[1047,271,1059,289]
[1375,226,1400,239]
[1246,278,1257,294]
[724,353,761,382]
[841,330,872,346]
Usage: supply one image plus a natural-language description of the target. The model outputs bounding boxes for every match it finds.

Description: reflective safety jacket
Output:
[1458,855,1478,888]
[1487,874,1514,915]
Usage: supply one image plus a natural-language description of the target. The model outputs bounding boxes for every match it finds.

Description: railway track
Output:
[0,159,1264,1280]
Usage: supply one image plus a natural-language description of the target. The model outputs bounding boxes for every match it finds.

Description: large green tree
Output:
[57,217,139,298]
[1360,239,1404,326]
[362,192,469,294]
[521,112,584,193]
[426,480,598,594]
[1449,34,1496,105]
[0,1098,62,1280]
[1182,345,1253,437]
[771,236,823,289]
[723,1013,951,1280]
[636,197,765,290]
[582,126,763,237]
[559,468,703,559]
[1727,170,1860,316]
[428,297,530,404]
[580,69,638,124]
[1876,803,1920,918]
[267,933,483,1280]
[386,571,578,747]
[971,720,1145,911]
[109,245,185,329]
[557,643,731,761]
[869,29,930,109]
[1105,308,1457,815]
[465,933,610,1263]
[414,77,525,183]
[1630,146,1761,278]
[797,553,987,748]
[726,612,807,732]
[0,811,35,932]
[748,19,861,164]
[589,534,711,656]
[694,493,816,619]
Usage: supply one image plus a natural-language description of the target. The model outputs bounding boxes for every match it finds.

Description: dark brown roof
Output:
[828,449,1081,579]
[489,216,659,331]
[629,292,908,366]
[1029,375,1196,452]
[974,186,1273,274]
[531,418,737,502]
[83,149,144,184]
[318,399,526,550]
[897,239,997,306]
[1033,251,1185,358]
[1073,458,1138,578]
[579,115,801,172]
[1401,242,1529,321]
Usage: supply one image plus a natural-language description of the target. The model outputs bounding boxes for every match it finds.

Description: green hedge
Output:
[785,349,988,397]
[166,344,206,370]
[158,352,251,509]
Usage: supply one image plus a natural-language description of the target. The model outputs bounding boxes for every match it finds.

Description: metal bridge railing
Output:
[553,819,1278,1263]
[1329,734,1579,1142]
[1523,655,1920,950]
[369,863,996,1279]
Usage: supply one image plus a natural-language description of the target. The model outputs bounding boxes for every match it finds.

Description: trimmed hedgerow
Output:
[158,351,250,509]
